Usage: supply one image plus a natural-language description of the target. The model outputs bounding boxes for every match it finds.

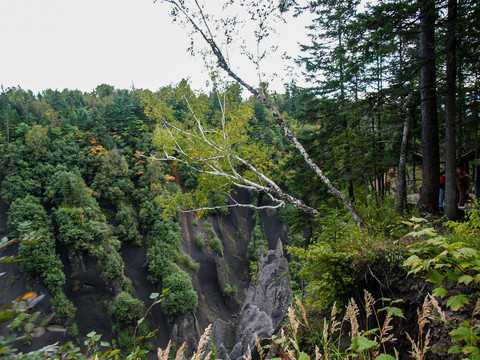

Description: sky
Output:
[0,0,309,95]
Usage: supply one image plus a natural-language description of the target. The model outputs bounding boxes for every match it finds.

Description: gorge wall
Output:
[0,187,292,358]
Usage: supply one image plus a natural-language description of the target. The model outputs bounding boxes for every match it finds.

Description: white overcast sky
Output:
[0,0,309,95]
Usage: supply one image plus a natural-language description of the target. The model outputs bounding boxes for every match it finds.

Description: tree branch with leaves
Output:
[153,0,364,227]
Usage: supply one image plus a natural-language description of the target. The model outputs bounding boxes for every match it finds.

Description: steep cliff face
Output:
[227,241,292,360]
[168,190,292,356]
[0,187,292,357]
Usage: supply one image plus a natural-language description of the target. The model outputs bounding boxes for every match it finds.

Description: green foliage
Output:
[209,236,224,255]
[44,167,92,207]
[0,174,42,205]
[179,253,200,273]
[247,223,268,262]
[7,195,52,238]
[25,124,49,160]
[0,292,68,358]
[286,210,367,310]
[445,203,480,250]
[403,217,480,311]
[100,248,126,284]
[269,293,404,360]
[145,241,178,283]
[403,217,480,356]
[222,283,238,297]
[195,233,205,249]
[50,290,76,322]
[161,270,198,315]
[16,234,66,293]
[289,242,355,310]
[110,292,145,326]
[203,221,223,254]
[142,81,277,216]
[115,203,142,246]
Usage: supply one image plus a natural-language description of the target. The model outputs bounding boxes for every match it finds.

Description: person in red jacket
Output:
[439,171,445,209]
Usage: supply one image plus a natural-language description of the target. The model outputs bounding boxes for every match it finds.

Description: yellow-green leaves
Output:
[403,217,480,313]
[142,81,278,214]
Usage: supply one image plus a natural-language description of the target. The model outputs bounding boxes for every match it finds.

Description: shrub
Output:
[209,236,223,255]
[203,221,216,240]
[7,195,52,238]
[115,203,142,246]
[18,238,65,292]
[101,249,125,283]
[162,270,198,315]
[50,291,76,322]
[288,241,355,310]
[222,283,237,297]
[179,253,200,273]
[195,233,205,249]
[110,292,145,326]
[145,242,177,283]
[247,224,268,262]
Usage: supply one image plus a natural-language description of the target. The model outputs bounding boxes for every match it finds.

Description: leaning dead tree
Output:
[154,0,365,227]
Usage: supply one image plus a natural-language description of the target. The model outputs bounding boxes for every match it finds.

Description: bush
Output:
[195,233,205,249]
[115,203,142,246]
[7,195,52,238]
[203,221,216,241]
[18,238,65,292]
[162,270,198,315]
[209,236,223,255]
[222,283,238,297]
[110,292,145,326]
[247,224,268,262]
[145,242,177,283]
[100,249,125,283]
[179,253,200,273]
[50,291,76,322]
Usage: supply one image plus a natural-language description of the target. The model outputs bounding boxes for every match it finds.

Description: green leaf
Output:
[457,247,478,258]
[427,269,445,284]
[31,327,45,338]
[385,306,405,319]
[458,275,474,285]
[100,341,110,347]
[363,328,380,336]
[448,345,461,354]
[450,326,471,341]
[137,317,144,324]
[376,354,396,360]
[150,292,160,299]
[351,336,378,353]
[299,352,310,360]
[462,345,480,355]
[447,294,469,311]
[403,255,421,271]
[432,287,448,298]
[445,269,458,281]
[0,311,16,323]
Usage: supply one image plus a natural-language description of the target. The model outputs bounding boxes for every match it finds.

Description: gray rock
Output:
[213,239,292,360]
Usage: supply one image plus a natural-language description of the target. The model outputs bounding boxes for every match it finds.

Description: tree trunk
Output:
[445,0,459,219]
[395,100,412,212]
[417,0,440,213]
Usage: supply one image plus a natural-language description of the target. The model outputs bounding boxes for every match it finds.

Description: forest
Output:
[0,0,480,359]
